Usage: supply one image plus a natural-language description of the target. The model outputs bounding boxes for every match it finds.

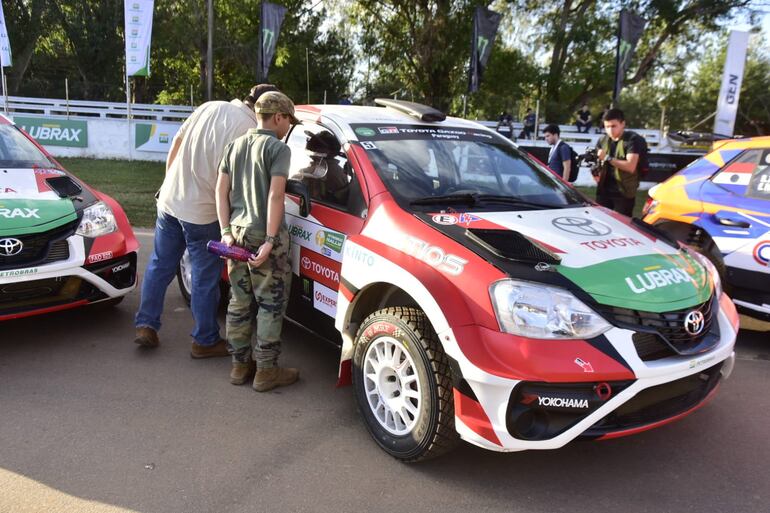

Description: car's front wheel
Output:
[176,250,229,308]
[352,307,458,462]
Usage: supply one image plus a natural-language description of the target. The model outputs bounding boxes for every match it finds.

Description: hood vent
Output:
[466,229,560,264]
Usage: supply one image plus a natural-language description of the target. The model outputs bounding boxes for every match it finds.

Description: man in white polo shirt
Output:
[134,84,279,358]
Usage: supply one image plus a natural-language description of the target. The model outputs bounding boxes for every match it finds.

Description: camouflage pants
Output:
[226,226,292,368]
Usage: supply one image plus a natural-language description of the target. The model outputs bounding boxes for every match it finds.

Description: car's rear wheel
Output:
[352,307,458,462]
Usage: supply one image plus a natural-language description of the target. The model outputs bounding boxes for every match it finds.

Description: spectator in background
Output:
[595,108,643,216]
[543,124,573,182]
[133,83,279,357]
[575,104,592,133]
[339,93,352,105]
[496,111,514,139]
[518,108,536,140]
[597,104,611,133]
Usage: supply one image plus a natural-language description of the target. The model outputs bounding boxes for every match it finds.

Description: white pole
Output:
[305,48,310,104]
[65,78,70,119]
[190,84,194,108]
[1,66,7,116]
[534,99,541,140]
[323,90,326,104]
[126,74,132,161]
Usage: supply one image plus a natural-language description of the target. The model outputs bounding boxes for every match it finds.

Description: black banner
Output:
[257,1,287,82]
[613,9,646,103]
[468,6,502,93]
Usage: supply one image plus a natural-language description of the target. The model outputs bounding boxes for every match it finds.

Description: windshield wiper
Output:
[471,194,565,209]
[410,194,479,206]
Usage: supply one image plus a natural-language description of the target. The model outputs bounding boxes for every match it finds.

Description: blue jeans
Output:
[135,210,223,345]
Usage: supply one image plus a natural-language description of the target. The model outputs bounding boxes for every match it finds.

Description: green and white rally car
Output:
[0,115,139,321]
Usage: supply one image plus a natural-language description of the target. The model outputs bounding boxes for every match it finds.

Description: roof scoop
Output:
[374,99,446,122]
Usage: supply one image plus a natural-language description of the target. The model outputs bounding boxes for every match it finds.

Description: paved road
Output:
[1,232,769,513]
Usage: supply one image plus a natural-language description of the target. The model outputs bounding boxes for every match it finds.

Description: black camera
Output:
[579,147,603,176]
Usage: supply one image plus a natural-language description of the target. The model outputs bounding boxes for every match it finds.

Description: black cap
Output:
[305,130,341,158]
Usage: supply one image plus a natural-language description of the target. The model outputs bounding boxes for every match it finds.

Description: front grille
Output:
[582,362,723,437]
[600,295,719,358]
[0,275,105,316]
[0,220,77,270]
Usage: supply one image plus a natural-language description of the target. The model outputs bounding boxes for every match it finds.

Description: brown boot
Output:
[190,339,229,359]
[134,327,159,348]
[230,361,256,385]
[253,366,299,392]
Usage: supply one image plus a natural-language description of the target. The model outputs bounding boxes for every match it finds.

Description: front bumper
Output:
[0,234,137,321]
[444,293,739,452]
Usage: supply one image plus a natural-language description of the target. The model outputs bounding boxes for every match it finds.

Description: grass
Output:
[56,158,652,228]
[59,157,164,228]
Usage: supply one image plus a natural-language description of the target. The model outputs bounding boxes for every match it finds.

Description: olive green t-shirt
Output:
[218,128,291,235]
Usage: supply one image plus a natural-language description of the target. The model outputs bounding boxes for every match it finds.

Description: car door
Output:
[284,122,368,344]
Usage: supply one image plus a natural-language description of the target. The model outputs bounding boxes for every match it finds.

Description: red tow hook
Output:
[594,382,613,401]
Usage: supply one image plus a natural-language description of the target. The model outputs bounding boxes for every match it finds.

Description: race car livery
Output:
[0,116,139,321]
[184,100,737,461]
[644,136,770,321]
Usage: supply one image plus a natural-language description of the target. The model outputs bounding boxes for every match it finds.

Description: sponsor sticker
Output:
[299,247,341,290]
[551,216,612,237]
[579,237,643,251]
[432,214,458,225]
[87,251,113,264]
[14,117,89,148]
[753,240,770,266]
[289,223,312,241]
[355,127,377,137]
[0,207,39,219]
[344,243,376,267]
[315,230,344,253]
[313,282,338,318]
[625,266,694,294]
[0,267,38,278]
[402,236,467,276]
[360,141,378,150]
[377,126,399,135]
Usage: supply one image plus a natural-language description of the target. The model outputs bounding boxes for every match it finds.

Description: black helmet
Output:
[305,130,341,158]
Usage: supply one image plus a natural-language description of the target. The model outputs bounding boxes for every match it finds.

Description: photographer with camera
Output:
[593,108,645,217]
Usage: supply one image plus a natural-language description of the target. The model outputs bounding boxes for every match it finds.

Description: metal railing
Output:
[3,95,193,122]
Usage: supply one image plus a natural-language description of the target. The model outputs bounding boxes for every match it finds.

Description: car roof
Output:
[294,104,485,142]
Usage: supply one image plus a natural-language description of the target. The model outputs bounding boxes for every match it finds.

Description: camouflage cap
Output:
[254,91,299,125]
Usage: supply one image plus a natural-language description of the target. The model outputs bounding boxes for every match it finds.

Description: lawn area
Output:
[55,157,652,227]
[59,157,164,228]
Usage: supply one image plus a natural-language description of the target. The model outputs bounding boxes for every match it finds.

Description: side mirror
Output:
[286,179,311,217]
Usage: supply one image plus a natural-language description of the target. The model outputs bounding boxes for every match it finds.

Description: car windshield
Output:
[352,123,584,211]
[0,124,55,168]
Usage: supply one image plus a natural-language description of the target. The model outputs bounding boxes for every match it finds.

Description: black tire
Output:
[352,307,458,462]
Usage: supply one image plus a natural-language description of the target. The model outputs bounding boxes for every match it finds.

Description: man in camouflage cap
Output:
[215,91,299,391]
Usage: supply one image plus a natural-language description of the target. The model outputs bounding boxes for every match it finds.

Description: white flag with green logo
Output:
[0,2,13,67]
[124,0,154,77]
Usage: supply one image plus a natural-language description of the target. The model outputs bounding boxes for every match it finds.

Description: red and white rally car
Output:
[0,115,139,321]
[184,100,738,461]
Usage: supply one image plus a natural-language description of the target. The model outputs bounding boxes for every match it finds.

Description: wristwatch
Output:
[264,234,279,245]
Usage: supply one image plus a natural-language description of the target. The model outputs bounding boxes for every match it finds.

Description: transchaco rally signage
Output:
[134,122,180,152]
[13,116,88,148]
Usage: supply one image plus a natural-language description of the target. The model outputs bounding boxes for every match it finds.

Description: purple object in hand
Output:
[206,240,255,262]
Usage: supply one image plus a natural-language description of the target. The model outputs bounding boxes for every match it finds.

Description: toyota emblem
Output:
[684,310,705,336]
[551,217,612,237]
[0,238,23,257]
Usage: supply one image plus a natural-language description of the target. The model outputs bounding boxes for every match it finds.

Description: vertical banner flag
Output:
[257,1,287,82]
[0,1,12,67]
[124,0,155,76]
[613,9,646,103]
[468,6,502,93]
[713,30,750,137]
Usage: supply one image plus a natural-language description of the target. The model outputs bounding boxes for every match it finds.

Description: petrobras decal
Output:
[471,207,677,269]
[0,267,38,279]
[286,214,346,263]
[0,168,65,201]
[313,281,338,318]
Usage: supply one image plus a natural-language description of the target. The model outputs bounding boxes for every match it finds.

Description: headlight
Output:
[490,279,612,339]
[688,249,722,298]
[76,201,117,238]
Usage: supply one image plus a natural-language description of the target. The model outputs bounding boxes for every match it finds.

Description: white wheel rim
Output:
[363,336,422,436]
[180,250,192,296]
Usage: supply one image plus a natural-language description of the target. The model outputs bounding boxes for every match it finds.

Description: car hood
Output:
[421,206,711,313]
[0,168,80,235]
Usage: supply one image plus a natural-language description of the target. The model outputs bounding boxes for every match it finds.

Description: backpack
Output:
[626,131,650,178]
[568,146,579,182]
